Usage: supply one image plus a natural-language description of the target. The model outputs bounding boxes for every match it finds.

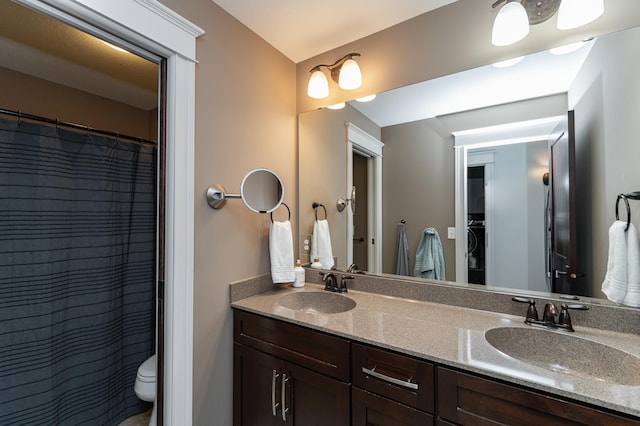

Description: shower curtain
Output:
[0,117,157,425]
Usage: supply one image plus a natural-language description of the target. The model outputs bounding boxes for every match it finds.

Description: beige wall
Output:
[295,0,640,114]
[381,119,455,279]
[157,1,296,424]
[0,66,155,140]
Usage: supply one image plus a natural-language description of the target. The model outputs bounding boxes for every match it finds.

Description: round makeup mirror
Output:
[240,168,285,213]
[206,168,285,212]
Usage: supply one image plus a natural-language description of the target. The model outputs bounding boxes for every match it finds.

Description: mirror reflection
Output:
[298,25,640,301]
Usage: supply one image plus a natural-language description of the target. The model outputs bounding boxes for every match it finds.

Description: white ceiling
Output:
[210,0,459,63]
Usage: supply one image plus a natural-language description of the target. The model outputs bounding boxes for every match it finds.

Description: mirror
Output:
[241,168,285,213]
[207,168,284,213]
[298,24,640,302]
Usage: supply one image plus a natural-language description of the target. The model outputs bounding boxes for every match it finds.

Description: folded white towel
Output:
[311,219,334,269]
[269,220,295,283]
[602,221,640,307]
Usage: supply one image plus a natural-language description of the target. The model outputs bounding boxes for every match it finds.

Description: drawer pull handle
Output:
[362,366,418,390]
[271,370,280,416]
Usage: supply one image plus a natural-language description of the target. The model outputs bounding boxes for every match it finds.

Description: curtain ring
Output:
[270,202,290,223]
[616,194,631,232]
[312,202,327,220]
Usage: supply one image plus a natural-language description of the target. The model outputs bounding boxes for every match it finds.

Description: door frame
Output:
[345,123,383,273]
[16,1,204,424]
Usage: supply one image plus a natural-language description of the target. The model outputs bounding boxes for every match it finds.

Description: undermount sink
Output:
[278,291,356,314]
[485,327,640,386]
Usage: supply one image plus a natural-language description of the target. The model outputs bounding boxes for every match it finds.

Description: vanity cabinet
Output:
[437,367,640,425]
[233,310,350,425]
[351,342,435,425]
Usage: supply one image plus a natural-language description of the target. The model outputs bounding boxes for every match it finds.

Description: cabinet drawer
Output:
[352,387,433,426]
[352,342,434,413]
[437,367,640,425]
[233,309,350,381]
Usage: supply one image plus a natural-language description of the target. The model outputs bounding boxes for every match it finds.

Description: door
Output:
[353,153,369,270]
[548,111,578,294]
[234,343,282,426]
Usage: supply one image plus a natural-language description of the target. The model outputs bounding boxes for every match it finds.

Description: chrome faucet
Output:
[512,297,588,332]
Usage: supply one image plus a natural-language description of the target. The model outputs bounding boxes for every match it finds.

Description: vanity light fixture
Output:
[327,102,346,110]
[355,94,377,102]
[491,0,604,47]
[307,53,362,99]
[549,38,593,55]
[492,56,524,68]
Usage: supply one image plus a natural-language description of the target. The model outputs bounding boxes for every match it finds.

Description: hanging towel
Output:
[311,219,335,269]
[395,221,410,276]
[414,227,446,280]
[602,221,640,307]
[269,220,296,283]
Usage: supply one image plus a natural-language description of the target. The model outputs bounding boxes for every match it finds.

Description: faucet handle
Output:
[512,297,539,323]
[320,272,337,292]
[557,303,589,332]
[338,275,354,293]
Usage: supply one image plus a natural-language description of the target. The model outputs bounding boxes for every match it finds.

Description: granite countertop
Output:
[231,282,640,418]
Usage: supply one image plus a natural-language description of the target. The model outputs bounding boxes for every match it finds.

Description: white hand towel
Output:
[602,221,640,307]
[311,219,334,269]
[269,220,295,283]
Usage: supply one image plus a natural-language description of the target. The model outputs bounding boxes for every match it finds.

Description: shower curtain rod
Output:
[0,108,156,145]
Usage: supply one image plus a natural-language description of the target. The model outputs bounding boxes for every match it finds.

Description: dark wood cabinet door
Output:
[352,387,433,426]
[285,361,351,426]
[437,367,640,425]
[234,342,350,426]
[234,343,282,426]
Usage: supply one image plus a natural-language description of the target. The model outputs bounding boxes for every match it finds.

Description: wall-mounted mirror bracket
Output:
[337,185,356,214]
[206,184,240,209]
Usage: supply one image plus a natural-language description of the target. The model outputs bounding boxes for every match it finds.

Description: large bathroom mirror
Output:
[299,24,640,302]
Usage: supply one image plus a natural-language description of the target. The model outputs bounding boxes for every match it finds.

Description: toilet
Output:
[134,354,157,426]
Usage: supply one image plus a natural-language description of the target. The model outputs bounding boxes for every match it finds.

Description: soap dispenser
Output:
[293,259,305,287]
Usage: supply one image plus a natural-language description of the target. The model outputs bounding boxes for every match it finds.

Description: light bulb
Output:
[307,70,329,99]
[338,59,362,90]
[492,2,530,47]
[557,0,604,30]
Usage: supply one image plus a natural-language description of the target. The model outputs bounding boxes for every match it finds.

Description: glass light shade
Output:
[549,40,587,55]
[492,56,524,68]
[355,94,376,102]
[491,2,530,47]
[338,59,362,90]
[327,102,346,110]
[557,0,604,30]
[307,70,329,99]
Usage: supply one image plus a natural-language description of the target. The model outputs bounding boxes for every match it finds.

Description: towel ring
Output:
[615,194,631,232]
[270,202,290,223]
[312,202,327,220]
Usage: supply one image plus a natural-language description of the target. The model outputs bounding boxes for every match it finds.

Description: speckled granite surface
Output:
[230,272,640,418]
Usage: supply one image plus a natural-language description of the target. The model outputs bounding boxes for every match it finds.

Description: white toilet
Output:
[134,354,157,426]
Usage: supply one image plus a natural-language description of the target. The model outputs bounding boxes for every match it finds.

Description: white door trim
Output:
[345,123,383,273]
[16,1,204,424]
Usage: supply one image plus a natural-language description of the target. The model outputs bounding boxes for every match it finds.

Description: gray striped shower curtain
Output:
[0,117,156,425]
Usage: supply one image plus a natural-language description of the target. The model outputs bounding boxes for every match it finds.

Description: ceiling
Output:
[210,0,459,63]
